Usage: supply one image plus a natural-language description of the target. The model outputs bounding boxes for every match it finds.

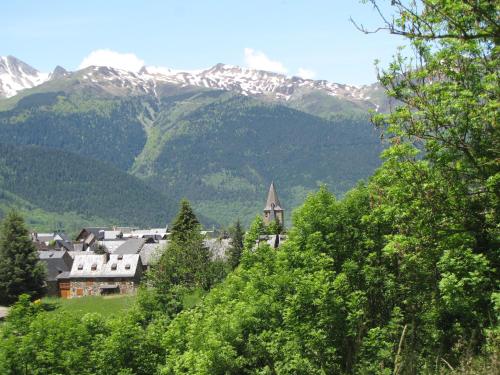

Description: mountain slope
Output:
[0,56,388,115]
[0,56,49,98]
[0,57,387,226]
[0,143,177,231]
[131,93,384,225]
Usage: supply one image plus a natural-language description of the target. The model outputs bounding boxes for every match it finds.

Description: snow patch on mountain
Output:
[0,56,49,98]
[0,55,378,105]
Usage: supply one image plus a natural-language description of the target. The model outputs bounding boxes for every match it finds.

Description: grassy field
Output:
[42,295,136,316]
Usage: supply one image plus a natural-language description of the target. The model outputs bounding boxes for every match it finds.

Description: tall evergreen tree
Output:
[0,211,46,305]
[148,199,212,312]
[170,199,201,243]
[228,219,244,269]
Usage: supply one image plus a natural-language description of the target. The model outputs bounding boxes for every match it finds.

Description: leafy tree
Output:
[243,215,267,251]
[267,217,284,235]
[0,211,46,305]
[227,219,244,269]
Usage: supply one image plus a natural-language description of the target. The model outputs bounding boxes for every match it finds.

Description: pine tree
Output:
[0,211,46,305]
[149,199,213,298]
[228,219,244,269]
[170,199,201,243]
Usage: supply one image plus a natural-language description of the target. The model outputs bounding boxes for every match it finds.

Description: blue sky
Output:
[2,0,406,85]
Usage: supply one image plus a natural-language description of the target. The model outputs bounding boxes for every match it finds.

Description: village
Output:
[34,182,286,299]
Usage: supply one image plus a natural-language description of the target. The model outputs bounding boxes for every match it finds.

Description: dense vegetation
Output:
[0,82,384,227]
[0,1,497,374]
[0,143,177,231]
[133,93,383,225]
[0,211,45,304]
[0,94,147,170]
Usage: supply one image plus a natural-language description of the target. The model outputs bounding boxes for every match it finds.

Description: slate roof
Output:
[104,230,122,240]
[204,238,232,260]
[54,239,74,251]
[72,243,84,252]
[69,253,142,279]
[56,271,70,280]
[36,233,56,242]
[139,243,164,266]
[264,181,283,211]
[70,254,107,278]
[54,232,70,242]
[99,240,126,253]
[102,254,141,277]
[38,250,73,281]
[75,227,108,241]
[114,238,146,255]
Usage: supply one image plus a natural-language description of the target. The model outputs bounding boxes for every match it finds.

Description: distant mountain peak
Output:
[49,65,69,80]
[0,56,380,108]
[0,56,49,98]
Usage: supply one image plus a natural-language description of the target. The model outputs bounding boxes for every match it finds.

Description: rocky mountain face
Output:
[0,56,386,111]
[0,56,49,98]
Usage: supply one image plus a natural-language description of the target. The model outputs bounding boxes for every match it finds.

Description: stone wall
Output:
[69,278,138,298]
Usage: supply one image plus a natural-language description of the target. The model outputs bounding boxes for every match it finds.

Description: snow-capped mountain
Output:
[0,56,49,98]
[0,56,381,108]
[76,63,377,104]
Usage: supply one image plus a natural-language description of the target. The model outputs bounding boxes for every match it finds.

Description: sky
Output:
[2,0,407,85]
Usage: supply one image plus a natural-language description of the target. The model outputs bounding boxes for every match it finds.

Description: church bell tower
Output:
[263,181,284,225]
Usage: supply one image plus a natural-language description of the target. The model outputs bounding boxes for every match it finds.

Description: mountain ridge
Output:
[0,55,386,112]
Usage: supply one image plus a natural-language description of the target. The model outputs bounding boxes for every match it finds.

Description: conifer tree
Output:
[149,199,212,302]
[0,211,46,305]
[170,199,201,243]
[228,219,244,269]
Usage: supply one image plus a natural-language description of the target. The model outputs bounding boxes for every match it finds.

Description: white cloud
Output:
[297,67,316,79]
[79,49,145,72]
[244,48,288,74]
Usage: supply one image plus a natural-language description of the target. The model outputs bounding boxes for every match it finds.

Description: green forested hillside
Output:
[132,94,384,225]
[0,143,176,232]
[0,1,497,374]
[0,87,384,226]
[0,94,148,170]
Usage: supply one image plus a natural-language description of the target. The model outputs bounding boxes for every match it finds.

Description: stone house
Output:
[38,250,73,296]
[67,253,143,298]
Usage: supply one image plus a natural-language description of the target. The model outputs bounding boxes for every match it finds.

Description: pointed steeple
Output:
[264,181,282,211]
[263,181,284,225]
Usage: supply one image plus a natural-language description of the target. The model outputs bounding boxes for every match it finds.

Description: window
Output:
[77,264,83,270]
[117,254,123,260]
[91,263,97,271]
[125,264,131,270]
[111,263,117,270]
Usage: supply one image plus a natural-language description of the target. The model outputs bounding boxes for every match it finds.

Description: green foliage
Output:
[227,219,244,269]
[0,2,498,374]
[0,211,46,304]
[1,86,384,227]
[243,215,267,251]
[146,199,221,317]
[0,143,176,230]
[42,295,136,316]
[170,199,201,243]
[267,217,284,235]
[0,94,147,170]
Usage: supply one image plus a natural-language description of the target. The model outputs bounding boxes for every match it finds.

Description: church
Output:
[263,181,284,225]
